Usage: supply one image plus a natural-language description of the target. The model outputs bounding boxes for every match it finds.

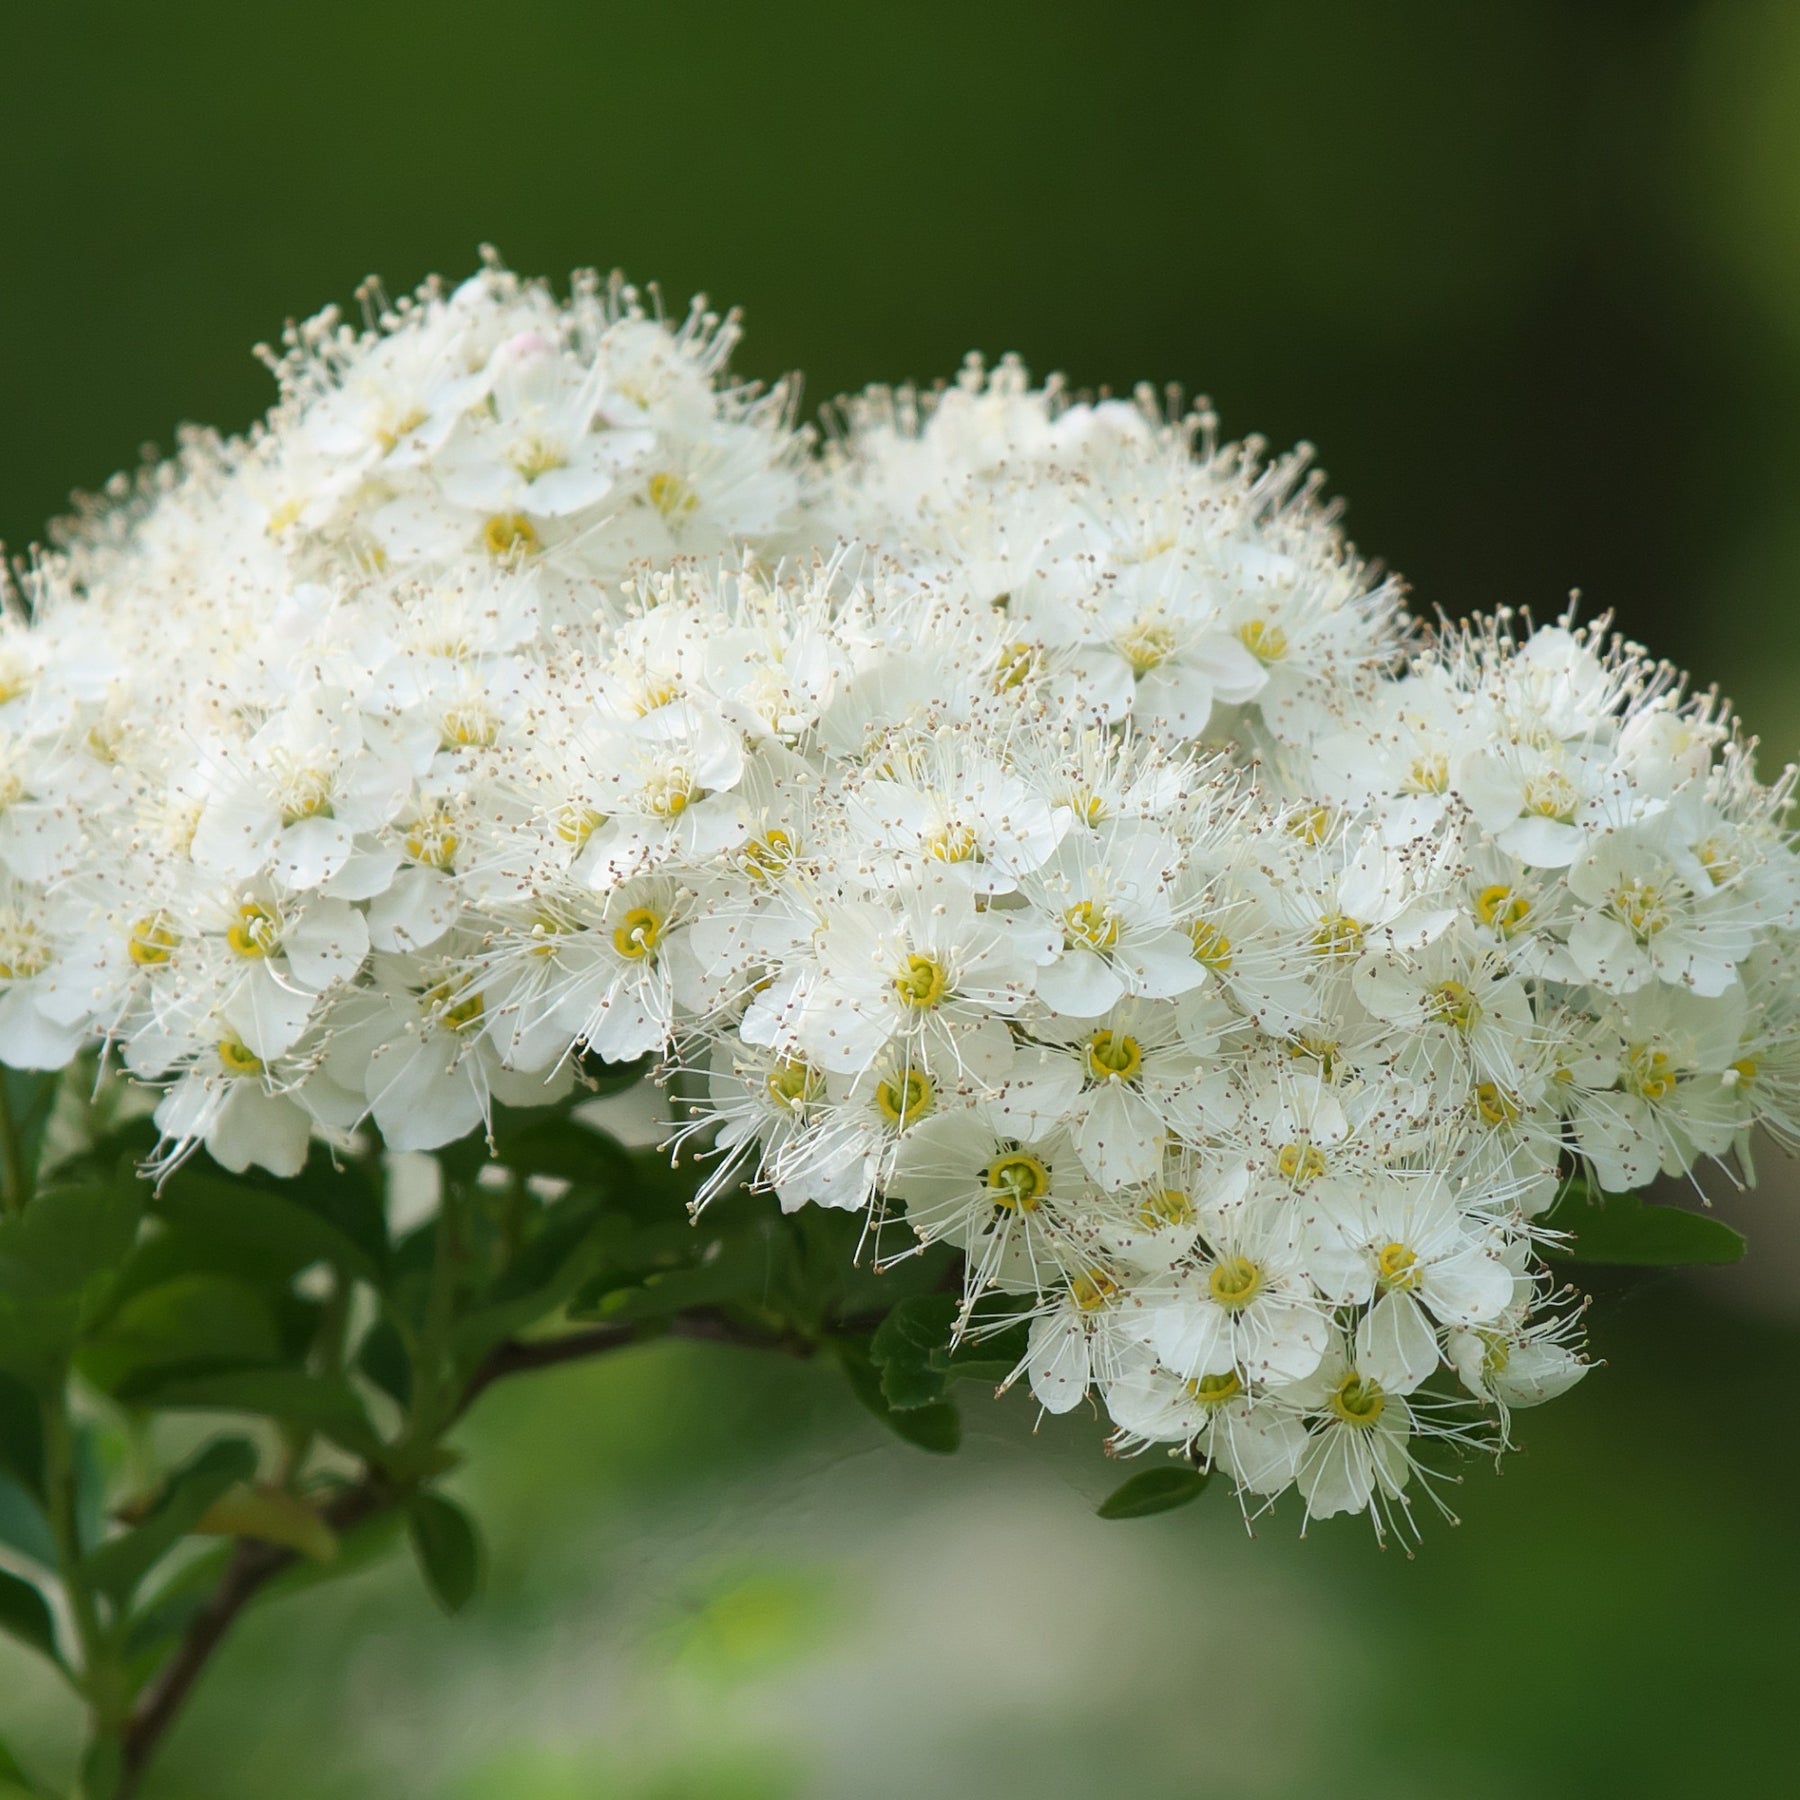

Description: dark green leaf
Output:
[80,1275,285,1395]
[835,1340,961,1454]
[407,1492,481,1614]
[112,1368,382,1459]
[76,1736,121,1800]
[82,1437,257,1603]
[577,1234,775,1325]
[0,1070,60,1203]
[0,1475,56,1566]
[1542,1182,1747,1267]
[153,1162,383,1285]
[450,1196,628,1371]
[0,1373,44,1496]
[122,1540,233,1662]
[1096,1465,1212,1520]
[870,1293,957,1409]
[0,1182,145,1382]
[356,1318,412,1408]
[0,1568,61,1668]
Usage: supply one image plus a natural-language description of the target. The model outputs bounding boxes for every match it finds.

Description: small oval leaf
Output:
[1096,1465,1211,1521]
[408,1492,481,1614]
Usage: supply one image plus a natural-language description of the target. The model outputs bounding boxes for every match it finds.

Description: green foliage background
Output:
[4,4,1799,1795]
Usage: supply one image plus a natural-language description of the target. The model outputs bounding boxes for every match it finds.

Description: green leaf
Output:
[76,1737,121,1800]
[407,1492,481,1614]
[450,1195,627,1371]
[356,1318,412,1408]
[0,1731,45,1798]
[80,1274,286,1394]
[0,1181,144,1381]
[82,1437,257,1603]
[0,1373,44,1496]
[0,1568,61,1668]
[0,1474,56,1566]
[196,1483,337,1562]
[834,1339,961,1454]
[257,1508,405,1608]
[1,1070,60,1202]
[869,1293,957,1409]
[1542,1182,1747,1267]
[1096,1465,1212,1520]
[153,1160,384,1285]
[111,1368,382,1459]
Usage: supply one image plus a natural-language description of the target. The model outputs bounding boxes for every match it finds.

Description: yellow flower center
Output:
[923,824,979,864]
[1063,788,1109,827]
[217,1034,264,1078]
[226,901,281,960]
[1404,752,1450,795]
[0,921,51,982]
[1474,883,1531,936]
[875,1067,934,1127]
[1187,1370,1244,1407]
[1473,1082,1520,1128]
[1329,1373,1387,1429]
[993,641,1040,692]
[1311,911,1364,960]
[647,470,698,517]
[279,769,336,826]
[1276,1142,1326,1186]
[1237,618,1288,664]
[508,436,567,481]
[483,513,540,559]
[611,907,665,962]
[1625,1043,1677,1103]
[1063,899,1121,952]
[424,983,485,1033]
[1138,1187,1195,1229]
[1610,879,1670,941]
[1729,1056,1759,1088]
[1187,918,1234,972]
[1696,839,1740,887]
[893,953,952,1010]
[1070,1268,1121,1312]
[128,914,180,967]
[404,809,460,871]
[439,704,499,750]
[741,829,796,881]
[555,804,605,848]
[1118,617,1177,676]
[985,1150,1051,1211]
[643,767,696,818]
[1523,770,1579,822]
[765,1058,823,1113]
[1430,980,1479,1032]
[1287,803,1333,844]
[1286,1035,1340,1080]
[1084,1030,1144,1084]
[1208,1254,1264,1311]
[1375,1241,1421,1291]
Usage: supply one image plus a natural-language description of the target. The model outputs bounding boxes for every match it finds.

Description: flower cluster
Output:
[5,261,1796,1534]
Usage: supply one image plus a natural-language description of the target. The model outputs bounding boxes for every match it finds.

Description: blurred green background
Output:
[5,2,1800,1795]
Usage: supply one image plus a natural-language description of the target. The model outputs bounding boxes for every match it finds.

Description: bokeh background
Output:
[5,3,1800,1794]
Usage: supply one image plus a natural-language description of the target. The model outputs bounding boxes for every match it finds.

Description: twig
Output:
[113,1308,807,1797]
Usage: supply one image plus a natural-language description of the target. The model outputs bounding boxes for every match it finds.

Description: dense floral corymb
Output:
[3,259,1795,1537]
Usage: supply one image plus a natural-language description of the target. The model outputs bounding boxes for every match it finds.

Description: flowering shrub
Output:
[0,258,1787,1793]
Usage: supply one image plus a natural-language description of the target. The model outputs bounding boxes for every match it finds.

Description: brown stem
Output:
[114,1309,806,1798]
